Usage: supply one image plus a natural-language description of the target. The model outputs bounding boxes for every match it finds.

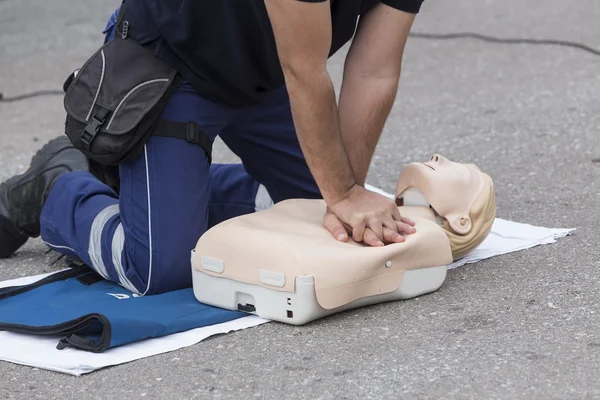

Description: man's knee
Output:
[129,238,196,295]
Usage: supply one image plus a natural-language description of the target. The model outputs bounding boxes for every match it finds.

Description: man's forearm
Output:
[338,75,399,186]
[285,70,358,205]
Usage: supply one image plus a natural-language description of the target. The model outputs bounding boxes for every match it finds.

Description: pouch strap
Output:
[152,120,212,164]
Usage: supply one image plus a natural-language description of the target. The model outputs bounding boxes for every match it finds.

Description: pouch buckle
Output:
[81,108,110,146]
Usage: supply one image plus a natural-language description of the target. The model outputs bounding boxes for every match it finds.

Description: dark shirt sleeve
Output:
[382,0,424,13]
[294,0,423,12]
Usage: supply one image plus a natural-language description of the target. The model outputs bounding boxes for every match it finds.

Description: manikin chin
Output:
[190,154,496,325]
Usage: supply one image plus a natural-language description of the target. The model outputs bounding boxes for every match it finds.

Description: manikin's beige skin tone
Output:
[395,154,496,260]
[396,154,484,235]
[192,154,495,310]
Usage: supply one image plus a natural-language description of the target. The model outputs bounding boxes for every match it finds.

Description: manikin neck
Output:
[397,187,444,226]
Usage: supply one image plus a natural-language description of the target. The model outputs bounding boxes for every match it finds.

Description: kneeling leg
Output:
[41,134,212,295]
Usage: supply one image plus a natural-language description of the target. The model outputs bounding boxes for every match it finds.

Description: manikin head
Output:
[395,154,496,260]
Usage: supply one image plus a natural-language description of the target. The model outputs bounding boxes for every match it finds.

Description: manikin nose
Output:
[430,154,443,163]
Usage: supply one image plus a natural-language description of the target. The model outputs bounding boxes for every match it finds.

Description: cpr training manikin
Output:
[191,154,496,324]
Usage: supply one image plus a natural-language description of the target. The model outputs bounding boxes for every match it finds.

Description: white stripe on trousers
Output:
[87,204,139,293]
[111,223,139,294]
[88,204,119,280]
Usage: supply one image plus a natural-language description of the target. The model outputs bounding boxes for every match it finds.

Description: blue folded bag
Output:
[0,265,245,352]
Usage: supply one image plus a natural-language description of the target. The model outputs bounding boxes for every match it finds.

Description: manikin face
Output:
[395,154,485,235]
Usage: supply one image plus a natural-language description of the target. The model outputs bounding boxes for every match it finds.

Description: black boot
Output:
[0,136,90,258]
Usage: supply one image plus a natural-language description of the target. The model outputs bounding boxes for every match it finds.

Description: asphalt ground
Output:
[0,0,599,398]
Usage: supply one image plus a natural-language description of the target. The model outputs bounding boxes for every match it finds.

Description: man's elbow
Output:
[346,57,403,82]
[280,57,330,88]
[346,66,401,95]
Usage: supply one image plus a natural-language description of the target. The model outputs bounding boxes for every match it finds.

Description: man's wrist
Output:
[321,180,359,206]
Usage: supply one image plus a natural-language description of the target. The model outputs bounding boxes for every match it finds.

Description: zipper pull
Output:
[121,21,129,39]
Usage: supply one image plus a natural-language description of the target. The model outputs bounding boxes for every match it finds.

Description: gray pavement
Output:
[1,0,599,398]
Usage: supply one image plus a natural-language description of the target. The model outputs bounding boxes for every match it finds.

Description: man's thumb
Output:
[323,212,348,242]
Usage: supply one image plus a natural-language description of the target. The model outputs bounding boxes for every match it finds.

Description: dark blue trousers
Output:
[39,10,321,295]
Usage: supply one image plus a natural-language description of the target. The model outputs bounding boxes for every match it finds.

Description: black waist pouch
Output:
[63,33,211,165]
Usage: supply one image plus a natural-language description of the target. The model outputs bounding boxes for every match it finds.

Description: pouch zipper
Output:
[121,21,129,39]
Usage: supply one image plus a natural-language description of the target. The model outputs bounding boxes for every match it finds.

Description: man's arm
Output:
[338,3,416,186]
[265,0,406,245]
[322,3,418,245]
[264,0,356,206]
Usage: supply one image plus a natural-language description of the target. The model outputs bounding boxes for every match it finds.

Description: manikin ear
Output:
[446,213,472,234]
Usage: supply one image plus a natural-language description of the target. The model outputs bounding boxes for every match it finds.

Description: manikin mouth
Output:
[423,163,436,171]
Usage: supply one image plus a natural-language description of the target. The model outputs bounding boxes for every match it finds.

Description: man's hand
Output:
[324,186,416,246]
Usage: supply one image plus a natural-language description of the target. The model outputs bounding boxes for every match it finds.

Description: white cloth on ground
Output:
[0,186,574,375]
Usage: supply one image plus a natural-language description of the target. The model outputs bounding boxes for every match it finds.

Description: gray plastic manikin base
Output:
[191,259,447,325]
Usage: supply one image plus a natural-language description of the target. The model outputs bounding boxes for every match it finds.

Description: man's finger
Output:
[390,204,403,221]
[323,212,349,242]
[383,227,406,244]
[352,220,367,243]
[400,216,415,226]
[363,228,384,247]
[341,220,353,233]
[326,207,353,234]
[396,220,417,235]
[382,214,400,233]
[366,217,385,241]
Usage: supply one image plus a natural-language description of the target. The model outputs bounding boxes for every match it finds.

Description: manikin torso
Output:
[193,199,452,310]
[192,155,495,311]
